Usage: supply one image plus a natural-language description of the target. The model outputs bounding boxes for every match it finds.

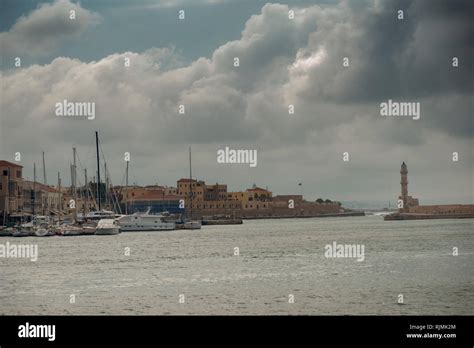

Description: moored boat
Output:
[14,222,36,237]
[81,225,97,235]
[35,227,55,237]
[13,230,34,237]
[79,210,117,221]
[95,219,120,235]
[56,224,83,236]
[0,227,15,236]
[117,209,175,232]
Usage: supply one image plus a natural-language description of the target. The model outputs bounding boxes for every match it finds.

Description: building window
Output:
[16,171,21,178]
[2,170,7,176]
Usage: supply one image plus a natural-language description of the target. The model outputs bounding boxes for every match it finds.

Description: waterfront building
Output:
[0,161,24,222]
[177,178,206,203]
[117,185,182,214]
[1,158,352,221]
[22,181,62,215]
[124,192,183,214]
[227,191,245,201]
[175,178,342,218]
[204,183,227,201]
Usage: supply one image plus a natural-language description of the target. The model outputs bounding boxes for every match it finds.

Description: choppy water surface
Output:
[1,216,473,315]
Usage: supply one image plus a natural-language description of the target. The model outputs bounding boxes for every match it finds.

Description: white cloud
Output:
[0,0,101,57]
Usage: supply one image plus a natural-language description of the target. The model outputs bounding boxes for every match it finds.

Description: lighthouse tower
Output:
[398,162,418,211]
[400,162,408,204]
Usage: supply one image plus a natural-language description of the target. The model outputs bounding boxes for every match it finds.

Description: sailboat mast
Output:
[42,151,47,185]
[3,167,10,225]
[72,148,77,221]
[189,147,192,219]
[125,161,129,215]
[72,147,77,197]
[96,131,101,211]
[33,163,36,215]
[57,172,61,222]
[104,162,108,207]
[84,168,88,215]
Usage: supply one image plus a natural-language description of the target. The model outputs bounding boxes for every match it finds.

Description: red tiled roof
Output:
[0,160,23,168]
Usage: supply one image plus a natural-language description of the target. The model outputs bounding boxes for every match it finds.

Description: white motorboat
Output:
[117,209,176,231]
[95,219,120,235]
[32,216,55,236]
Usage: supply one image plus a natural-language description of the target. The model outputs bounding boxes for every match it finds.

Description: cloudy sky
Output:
[0,0,472,205]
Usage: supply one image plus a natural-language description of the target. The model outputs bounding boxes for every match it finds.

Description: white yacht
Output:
[117,209,176,232]
[80,210,116,220]
[95,219,120,235]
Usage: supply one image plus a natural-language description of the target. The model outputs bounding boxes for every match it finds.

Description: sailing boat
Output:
[184,147,201,230]
[93,131,120,235]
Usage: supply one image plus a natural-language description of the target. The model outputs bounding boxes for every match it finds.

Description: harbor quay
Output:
[0,160,358,226]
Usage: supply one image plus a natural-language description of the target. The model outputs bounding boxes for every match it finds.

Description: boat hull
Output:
[117,213,176,231]
[13,231,34,237]
[120,223,175,232]
[95,228,120,235]
[35,228,55,237]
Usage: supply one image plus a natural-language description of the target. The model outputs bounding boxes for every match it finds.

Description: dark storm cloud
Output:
[299,0,473,102]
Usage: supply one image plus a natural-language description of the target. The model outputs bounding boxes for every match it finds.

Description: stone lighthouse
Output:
[398,162,418,211]
[400,162,408,205]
